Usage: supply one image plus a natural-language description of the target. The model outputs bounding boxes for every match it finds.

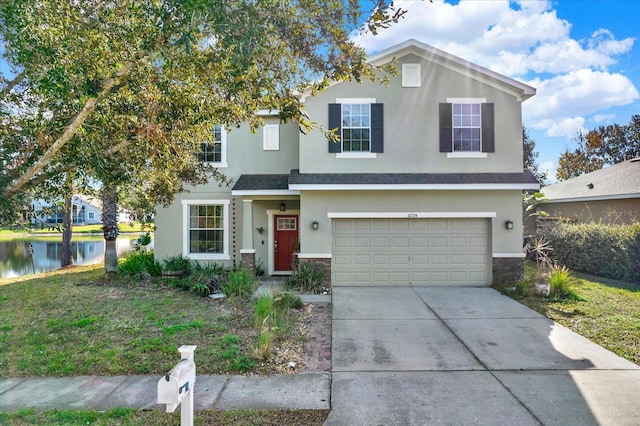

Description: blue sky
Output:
[354,0,640,182]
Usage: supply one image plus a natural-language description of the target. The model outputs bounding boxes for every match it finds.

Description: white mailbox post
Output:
[158,345,197,426]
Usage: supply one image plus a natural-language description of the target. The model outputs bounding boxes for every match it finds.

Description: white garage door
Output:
[332,218,489,286]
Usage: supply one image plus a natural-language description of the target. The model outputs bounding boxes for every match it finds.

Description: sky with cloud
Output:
[353,0,640,182]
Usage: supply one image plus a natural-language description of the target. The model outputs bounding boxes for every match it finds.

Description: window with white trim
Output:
[342,104,371,152]
[182,200,229,260]
[453,103,481,152]
[197,125,227,166]
[439,100,494,155]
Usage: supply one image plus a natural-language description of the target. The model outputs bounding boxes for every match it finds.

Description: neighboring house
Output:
[31,195,132,227]
[538,158,640,227]
[154,39,539,286]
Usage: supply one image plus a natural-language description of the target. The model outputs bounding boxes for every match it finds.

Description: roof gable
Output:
[368,39,535,102]
[301,39,536,102]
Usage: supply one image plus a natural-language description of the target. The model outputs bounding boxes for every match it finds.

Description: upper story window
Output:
[328,98,383,158]
[342,103,371,152]
[197,125,227,167]
[440,98,494,158]
[453,103,481,152]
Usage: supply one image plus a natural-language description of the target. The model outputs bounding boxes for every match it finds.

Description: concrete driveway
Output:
[325,286,640,425]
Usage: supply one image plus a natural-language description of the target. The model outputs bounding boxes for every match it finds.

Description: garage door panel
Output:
[334,237,352,249]
[431,237,448,247]
[411,254,429,265]
[392,255,409,265]
[332,218,489,286]
[451,236,468,247]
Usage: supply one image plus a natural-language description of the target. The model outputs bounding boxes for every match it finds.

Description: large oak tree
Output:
[1,0,406,273]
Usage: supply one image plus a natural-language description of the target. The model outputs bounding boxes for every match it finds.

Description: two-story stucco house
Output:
[154,39,540,286]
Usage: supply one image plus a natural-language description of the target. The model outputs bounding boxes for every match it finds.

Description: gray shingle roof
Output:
[232,174,290,191]
[288,169,540,187]
[541,159,640,202]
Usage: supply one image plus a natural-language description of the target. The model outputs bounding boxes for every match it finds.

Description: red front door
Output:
[274,215,298,272]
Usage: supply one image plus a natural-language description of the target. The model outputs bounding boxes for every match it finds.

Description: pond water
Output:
[0,236,136,279]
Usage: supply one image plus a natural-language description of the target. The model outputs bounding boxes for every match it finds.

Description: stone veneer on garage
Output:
[297,257,332,289]
[492,257,524,286]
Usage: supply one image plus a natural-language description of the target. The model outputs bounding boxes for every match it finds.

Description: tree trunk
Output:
[61,194,74,267]
[102,184,119,275]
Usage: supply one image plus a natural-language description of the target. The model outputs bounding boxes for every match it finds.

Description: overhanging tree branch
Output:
[2,52,147,198]
[0,70,26,97]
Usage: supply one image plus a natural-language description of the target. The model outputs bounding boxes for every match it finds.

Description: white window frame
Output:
[446,97,488,159]
[198,125,228,167]
[402,63,421,87]
[87,211,95,220]
[263,124,280,151]
[335,97,377,159]
[182,199,230,260]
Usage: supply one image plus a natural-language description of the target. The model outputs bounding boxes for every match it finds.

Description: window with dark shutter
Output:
[481,103,494,152]
[370,103,384,153]
[328,103,342,153]
[440,102,494,154]
[439,103,453,152]
[328,102,383,154]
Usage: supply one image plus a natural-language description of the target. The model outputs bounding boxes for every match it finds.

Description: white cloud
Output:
[544,117,585,138]
[524,69,639,125]
[354,0,639,140]
[592,114,616,124]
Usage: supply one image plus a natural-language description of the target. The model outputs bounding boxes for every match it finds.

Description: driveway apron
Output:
[325,286,640,426]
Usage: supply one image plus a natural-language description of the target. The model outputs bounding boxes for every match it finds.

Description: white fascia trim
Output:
[240,249,256,254]
[447,97,487,103]
[182,199,230,261]
[493,252,526,258]
[336,152,377,159]
[542,193,639,203]
[336,97,376,104]
[290,184,540,191]
[231,190,300,196]
[256,109,280,116]
[328,212,497,219]
[206,162,228,168]
[297,253,332,259]
[447,152,488,159]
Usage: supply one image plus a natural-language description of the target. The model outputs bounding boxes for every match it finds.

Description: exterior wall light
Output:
[279,200,286,211]
[312,221,319,231]
[505,220,514,230]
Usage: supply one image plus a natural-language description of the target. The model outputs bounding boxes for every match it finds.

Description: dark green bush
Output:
[538,222,640,283]
[162,255,192,274]
[119,250,162,277]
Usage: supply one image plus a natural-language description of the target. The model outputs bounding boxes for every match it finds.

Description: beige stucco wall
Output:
[154,117,300,263]
[298,190,525,257]
[299,54,525,174]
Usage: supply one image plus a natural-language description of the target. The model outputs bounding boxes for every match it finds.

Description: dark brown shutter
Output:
[328,103,342,153]
[439,103,453,152]
[370,103,384,153]
[481,103,495,153]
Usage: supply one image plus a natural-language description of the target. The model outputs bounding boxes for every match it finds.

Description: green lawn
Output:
[0,408,329,425]
[0,223,148,240]
[499,270,640,366]
[0,265,261,377]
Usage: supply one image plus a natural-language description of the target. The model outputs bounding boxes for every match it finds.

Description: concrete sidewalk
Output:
[1,373,330,412]
[325,286,640,426]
